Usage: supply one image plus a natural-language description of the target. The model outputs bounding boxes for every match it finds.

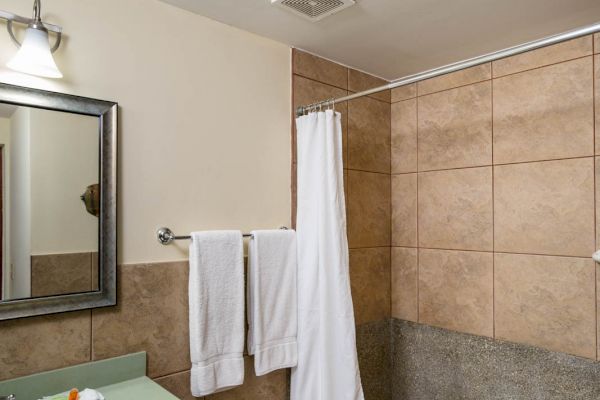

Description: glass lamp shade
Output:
[7,27,63,79]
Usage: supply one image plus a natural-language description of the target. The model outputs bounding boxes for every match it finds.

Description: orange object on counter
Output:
[68,389,79,400]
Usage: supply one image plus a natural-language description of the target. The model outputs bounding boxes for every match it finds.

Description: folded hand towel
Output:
[247,229,298,376]
[189,231,245,396]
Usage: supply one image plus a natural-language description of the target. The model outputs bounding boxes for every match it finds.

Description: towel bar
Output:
[156,226,288,245]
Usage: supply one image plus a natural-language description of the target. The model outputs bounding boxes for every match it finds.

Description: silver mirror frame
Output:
[0,82,117,320]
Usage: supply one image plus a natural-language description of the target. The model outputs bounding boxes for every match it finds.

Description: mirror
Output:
[0,106,99,301]
[0,83,117,320]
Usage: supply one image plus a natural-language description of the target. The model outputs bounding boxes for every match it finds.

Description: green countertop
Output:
[0,352,179,400]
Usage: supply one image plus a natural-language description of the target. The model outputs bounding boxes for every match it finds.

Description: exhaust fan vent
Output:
[272,0,356,22]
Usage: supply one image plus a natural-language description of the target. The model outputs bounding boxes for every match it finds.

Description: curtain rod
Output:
[296,21,600,117]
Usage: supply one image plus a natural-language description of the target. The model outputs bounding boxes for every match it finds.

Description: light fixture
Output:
[0,0,63,79]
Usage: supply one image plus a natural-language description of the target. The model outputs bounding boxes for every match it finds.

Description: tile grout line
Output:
[387,154,597,176]
[491,64,496,340]
[594,51,598,361]
[347,89,392,105]
[390,245,596,260]
[345,167,393,176]
[389,97,393,321]
[153,367,191,380]
[293,71,348,92]
[416,85,420,323]
[492,52,593,80]
[417,77,491,98]
[395,52,593,102]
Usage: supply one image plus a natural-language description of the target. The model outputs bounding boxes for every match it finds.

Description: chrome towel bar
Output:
[157,226,288,245]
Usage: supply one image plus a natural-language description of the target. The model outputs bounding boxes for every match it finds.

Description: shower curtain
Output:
[291,110,364,400]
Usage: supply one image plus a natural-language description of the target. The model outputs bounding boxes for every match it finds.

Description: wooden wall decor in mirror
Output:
[0,82,117,320]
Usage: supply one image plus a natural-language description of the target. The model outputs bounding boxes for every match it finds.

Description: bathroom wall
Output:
[391,34,600,397]
[291,49,392,400]
[0,0,291,399]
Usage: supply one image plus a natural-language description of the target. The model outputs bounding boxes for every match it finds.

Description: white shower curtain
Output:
[291,110,364,400]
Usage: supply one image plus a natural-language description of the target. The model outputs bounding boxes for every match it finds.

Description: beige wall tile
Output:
[595,33,599,54]
[391,99,417,173]
[31,252,93,297]
[492,36,593,77]
[493,58,594,164]
[348,68,391,103]
[418,249,493,337]
[92,262,190,378]
[392,174,417,247]
[155,370,198,400]
[391,84,416,102]
[206,357,287,400]
[494,158,595,257]
[418,167,493,251]
[347,170,391,248]
[348,97,391,173]
[418,64,491,96]
[293,75,348,165]
[594,56,600,154]
[350,248,391,325]
[0,311,91,381]
[418,82,492,171]
[292,49,347,89]
[495,253,596,359]
[391,247,418,322]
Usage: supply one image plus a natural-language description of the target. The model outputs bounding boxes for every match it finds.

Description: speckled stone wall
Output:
[391,319,600,400]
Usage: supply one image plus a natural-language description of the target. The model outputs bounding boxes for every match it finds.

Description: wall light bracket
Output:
[0,0,64,78]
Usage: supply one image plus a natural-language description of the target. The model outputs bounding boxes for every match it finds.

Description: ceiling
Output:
[160,0,600,81]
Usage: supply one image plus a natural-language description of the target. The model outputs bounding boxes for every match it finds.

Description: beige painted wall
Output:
[0,0,291,264]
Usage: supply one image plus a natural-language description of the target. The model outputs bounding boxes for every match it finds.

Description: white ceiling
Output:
[160,0,600,81]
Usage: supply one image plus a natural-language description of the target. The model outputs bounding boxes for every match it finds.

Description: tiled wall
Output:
[391,34,600,361]
[292,49,392,399]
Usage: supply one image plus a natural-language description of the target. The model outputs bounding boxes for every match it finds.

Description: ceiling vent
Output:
[271,0,356,22]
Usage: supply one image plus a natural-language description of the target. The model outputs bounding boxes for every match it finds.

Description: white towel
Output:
[247,230,298,376]
[189,231,245,396]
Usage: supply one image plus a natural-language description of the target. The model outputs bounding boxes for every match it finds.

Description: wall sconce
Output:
[0,0,63,78]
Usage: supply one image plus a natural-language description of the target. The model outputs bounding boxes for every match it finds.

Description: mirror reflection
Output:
[0,104,99,301]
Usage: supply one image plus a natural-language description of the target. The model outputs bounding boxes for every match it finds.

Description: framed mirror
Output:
[0,82,117,320]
